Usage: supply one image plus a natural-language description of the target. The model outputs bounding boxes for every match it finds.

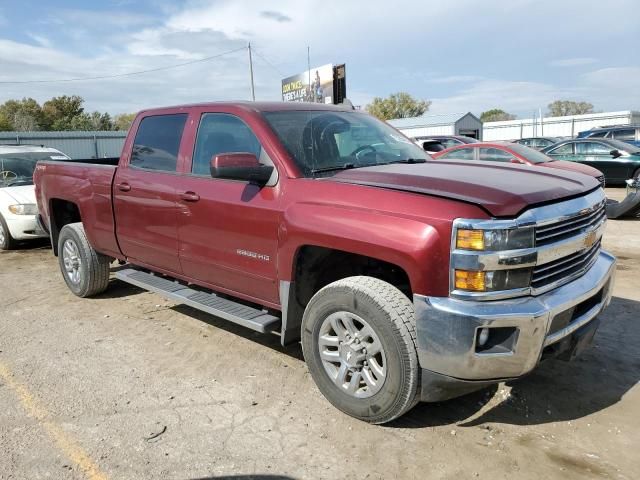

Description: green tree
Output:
[547,100,594,117]
[480,108,516,122]
[366,92,431,120]
[42,95,85,130]
[113,113,136,131]
[0,98,45,130]
[0,113,13,131]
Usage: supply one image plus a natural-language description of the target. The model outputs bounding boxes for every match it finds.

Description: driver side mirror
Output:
[210,153,274,185]
[610,149,622,159]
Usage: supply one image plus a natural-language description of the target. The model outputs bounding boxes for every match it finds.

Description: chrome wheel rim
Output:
[62,239,82,284]
[318,311,387,398]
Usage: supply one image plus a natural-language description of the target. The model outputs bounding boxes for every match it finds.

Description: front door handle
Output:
[117,182,131,192]
[179,191,200,202]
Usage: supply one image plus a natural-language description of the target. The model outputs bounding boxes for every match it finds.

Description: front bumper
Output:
[414,250,616,396]
[5,214,48,240]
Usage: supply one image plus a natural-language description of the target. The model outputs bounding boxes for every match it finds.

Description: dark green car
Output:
[542,138,640,185]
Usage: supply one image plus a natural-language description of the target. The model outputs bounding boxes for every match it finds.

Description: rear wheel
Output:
[301,276,420,424]
[57,222,111,297]
[0,215,17,250]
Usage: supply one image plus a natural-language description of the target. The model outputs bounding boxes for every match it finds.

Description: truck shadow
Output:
[392,296,640,428]
[170,304,305,361]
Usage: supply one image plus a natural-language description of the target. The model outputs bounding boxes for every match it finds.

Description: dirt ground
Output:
[1,187,638,480]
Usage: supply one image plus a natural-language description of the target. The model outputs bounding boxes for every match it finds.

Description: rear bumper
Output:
[414,250,616,401]
[5,214,48,240]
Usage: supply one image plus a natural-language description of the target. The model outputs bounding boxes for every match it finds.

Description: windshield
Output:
[262,110,429,176]
[507,143,553,164]
[0,151,69,187]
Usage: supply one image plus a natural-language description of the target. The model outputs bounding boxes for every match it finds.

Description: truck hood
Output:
[326,160,599,217]
[0,185,36,205]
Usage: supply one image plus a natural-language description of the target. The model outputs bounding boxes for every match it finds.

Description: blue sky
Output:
[0,0,638,117]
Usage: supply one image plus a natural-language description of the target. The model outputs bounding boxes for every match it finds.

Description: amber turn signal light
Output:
[456,229,485,250]
[455,270,486,291]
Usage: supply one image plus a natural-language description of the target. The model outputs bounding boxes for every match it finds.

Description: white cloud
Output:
[550,57,597,67]
[0,0,637,117]
[428,75,485,84]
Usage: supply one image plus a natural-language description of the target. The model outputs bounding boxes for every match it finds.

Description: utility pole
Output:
[307,46,311,102]
[248,42,255,101]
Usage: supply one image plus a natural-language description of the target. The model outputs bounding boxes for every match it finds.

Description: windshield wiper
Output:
[311,163,357,174]
[386,158,427,164]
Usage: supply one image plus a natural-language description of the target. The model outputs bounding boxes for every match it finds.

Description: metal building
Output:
[0,131,127,159]
[388,112,483,139]
[483,110,640,141]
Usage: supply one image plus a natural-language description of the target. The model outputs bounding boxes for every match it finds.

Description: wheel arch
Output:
[49,198,82,256]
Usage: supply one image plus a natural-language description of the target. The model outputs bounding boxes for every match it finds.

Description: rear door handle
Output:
[117,182,131,192]
[179,191,200,202]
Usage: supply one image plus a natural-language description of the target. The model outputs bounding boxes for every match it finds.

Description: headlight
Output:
[454,268,532,292]
[8,204,38,215]
[455,227,534,251]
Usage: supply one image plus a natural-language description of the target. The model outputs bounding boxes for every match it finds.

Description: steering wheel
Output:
[349,144,377,160]
[0,171,18,182]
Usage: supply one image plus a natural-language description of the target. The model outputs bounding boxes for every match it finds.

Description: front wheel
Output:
[57,222,111,297]
[0,215,17,250]
[301,276,420,424]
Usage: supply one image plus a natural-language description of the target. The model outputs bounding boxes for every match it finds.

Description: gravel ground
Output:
[0,187,638,480]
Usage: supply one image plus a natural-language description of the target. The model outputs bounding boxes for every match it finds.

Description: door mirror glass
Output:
[210,153,274,185]
[610,149,621,159]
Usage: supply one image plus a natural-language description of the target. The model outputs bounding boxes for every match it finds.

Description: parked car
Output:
[412,135,479,149]
[432,141,605,188]
[0,145,71,249]
[413,138,447,154]
[578,125,640,147]
[541,138,640,184]
[513,137,561,150]
[34,102,615,424]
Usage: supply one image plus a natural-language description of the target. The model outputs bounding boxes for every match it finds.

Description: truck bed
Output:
[34,160,121,259]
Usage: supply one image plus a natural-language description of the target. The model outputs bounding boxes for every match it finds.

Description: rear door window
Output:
[439,147,474,160]
[613,129,635,141]
[130,114,187,172]
[478,148,515,162]
[576,142,611,155]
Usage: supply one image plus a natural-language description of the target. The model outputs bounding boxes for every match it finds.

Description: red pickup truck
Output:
[34,102,616,424]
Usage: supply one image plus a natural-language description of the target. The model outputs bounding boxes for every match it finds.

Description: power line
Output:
[251,47,285,77]
[0,46,246,84]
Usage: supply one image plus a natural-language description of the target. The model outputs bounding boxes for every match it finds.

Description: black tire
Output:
[0,214,17,250]
[301,276,419,424]
[633,168,640,181]
[57,222,111,297]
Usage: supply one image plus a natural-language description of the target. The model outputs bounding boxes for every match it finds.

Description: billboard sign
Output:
[281,64,335,104]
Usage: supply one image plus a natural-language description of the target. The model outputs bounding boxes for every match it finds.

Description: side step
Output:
[115,268,281,334]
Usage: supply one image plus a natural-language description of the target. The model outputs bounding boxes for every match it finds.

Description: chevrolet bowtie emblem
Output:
[584,230,597,249]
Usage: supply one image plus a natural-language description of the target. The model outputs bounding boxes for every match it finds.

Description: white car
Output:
[0,145,71,250]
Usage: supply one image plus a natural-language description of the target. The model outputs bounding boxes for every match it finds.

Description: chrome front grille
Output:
[535,199,606,246]
[532,240,601,290]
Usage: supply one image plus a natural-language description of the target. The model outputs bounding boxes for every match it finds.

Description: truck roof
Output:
[137,101,356,115]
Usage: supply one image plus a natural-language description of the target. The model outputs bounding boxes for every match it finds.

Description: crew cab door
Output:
[174,111,281,305]
[113,113,188,274]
